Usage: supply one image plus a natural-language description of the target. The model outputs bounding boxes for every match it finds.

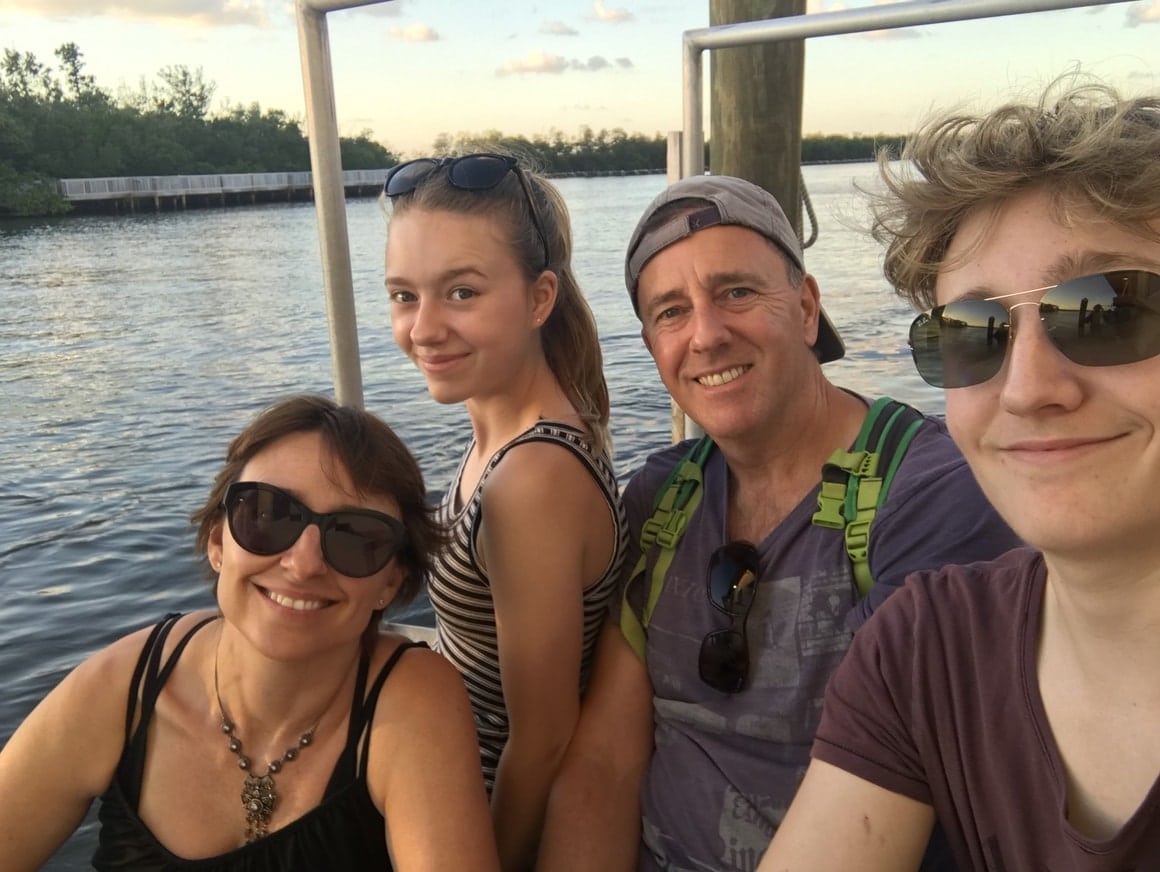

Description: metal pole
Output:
[303,0,387,10]
[296,0,365,407]
[682,48,705,182]
[683,0,1137,181]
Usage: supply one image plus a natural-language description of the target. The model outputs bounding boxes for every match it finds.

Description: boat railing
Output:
[294,0,1134,411]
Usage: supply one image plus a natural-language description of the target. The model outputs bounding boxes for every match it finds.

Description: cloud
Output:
[355,1,404,17]
[540,19,578,36]
[496,50,570,76]
[388,22,439,42]
[592,0,632,24]
[572,56,610,71]
[1127,0,1160,25]
[1,0,276,26]
[811,0,924,39]
[495,50,629,76]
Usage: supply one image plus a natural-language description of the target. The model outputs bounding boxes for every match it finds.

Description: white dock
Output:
[57,169,388,212]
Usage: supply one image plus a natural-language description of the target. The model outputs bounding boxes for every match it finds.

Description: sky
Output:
[2,0,1159,158]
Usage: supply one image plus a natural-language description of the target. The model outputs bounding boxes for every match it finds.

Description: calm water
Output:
[0,165,941,868]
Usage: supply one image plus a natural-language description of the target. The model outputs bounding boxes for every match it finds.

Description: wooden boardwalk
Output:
[55,167,665,213]
[57,170,388,212]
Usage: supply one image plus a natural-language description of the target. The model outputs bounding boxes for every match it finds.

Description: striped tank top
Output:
[427,420,627,789]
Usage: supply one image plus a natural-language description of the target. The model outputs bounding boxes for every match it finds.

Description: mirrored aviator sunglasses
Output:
[698,541,761,694]
[909,269,1160,389]
[222,482,407,579]
[382,152,550,270]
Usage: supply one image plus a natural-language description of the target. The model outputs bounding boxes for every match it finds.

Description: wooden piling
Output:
[708,0,807,233]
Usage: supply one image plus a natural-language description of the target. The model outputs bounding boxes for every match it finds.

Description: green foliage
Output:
[423,128,904,174]
[800,133,905,163]
[425,126,668,174]
[0,43,400,208]
[0,165,70,216]
[0,41,906,218]
[341,131,397,170]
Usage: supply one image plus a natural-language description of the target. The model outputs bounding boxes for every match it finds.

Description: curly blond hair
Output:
[871,78,1160,309]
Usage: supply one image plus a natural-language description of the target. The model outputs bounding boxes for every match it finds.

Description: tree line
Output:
[0,44,904,216]
[0,44,398,215]
[430,129,903,176]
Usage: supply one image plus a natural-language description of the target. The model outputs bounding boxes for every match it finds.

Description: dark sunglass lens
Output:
[384,159,440,197]
[1049,271,1160,368]
[707,542,760,612]
[910,301,1010,389]
[448,155,512,190]
[229,485,303,556]
[322,514,403,578]
[699,629,749,693]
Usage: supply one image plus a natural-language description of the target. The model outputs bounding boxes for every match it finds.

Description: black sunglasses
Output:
[222,482,407,579]
[383,152,551,272]
[909,269,1160,389]
[699,541,761,694]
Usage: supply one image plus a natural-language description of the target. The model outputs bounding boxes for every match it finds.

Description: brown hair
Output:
[190,394,445,615]
[871,78,1160,309]
[385,156,611,454]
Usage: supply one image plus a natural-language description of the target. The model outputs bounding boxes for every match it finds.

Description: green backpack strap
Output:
[812,397,923,597]
[620,436,715,661]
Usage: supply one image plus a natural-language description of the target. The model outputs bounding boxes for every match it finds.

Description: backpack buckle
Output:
[655,509,689,550]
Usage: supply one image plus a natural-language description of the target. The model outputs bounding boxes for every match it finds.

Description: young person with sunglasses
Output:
[537,174,1020,872]
[758,81,1160,871]
[382,153,627,871]
[0,395,499,871]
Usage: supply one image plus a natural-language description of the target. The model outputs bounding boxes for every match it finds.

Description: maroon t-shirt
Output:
[813,548,1160,871]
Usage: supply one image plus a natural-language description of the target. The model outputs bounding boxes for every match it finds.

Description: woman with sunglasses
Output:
[383,153,627,871]
[758,82,1160,870]
[0,394,499,871]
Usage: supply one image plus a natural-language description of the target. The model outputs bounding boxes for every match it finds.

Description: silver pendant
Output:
[241,772,277,843]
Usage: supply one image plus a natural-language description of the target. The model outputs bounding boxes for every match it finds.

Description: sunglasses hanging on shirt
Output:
[699,540,761,694]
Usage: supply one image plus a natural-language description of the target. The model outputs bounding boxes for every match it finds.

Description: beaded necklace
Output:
[212,638,336,843]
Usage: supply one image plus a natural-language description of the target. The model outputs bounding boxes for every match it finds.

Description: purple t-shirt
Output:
[622,407,1021,872]
[814,548,1160,871]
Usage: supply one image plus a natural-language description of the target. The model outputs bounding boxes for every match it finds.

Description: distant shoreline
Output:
[1,160,879,219]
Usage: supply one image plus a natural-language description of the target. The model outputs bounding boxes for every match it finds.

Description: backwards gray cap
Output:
[624,174,844,364]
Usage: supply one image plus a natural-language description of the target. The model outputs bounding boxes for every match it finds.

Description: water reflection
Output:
[910,269,1160,388]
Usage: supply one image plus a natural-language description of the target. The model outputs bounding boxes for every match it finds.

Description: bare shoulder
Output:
[484,438,609,527]
[367,633,469,723]
[54,612,209,710]
[363,634,477,777]
[1,611,217,803]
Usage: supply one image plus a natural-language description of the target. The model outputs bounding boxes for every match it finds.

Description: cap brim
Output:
[814,306,845,364]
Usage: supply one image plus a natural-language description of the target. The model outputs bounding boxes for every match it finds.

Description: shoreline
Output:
[1,160,875,219]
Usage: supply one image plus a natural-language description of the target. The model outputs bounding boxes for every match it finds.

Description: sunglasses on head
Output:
[222,482,407,579]
[699,541,761,694]
[383,152,551,272]
[909,269,1160,389]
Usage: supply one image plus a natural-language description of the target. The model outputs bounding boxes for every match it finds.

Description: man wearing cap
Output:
[537,175,1019,872]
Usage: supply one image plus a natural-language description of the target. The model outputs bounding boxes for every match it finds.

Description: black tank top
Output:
[92,613,423,871]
